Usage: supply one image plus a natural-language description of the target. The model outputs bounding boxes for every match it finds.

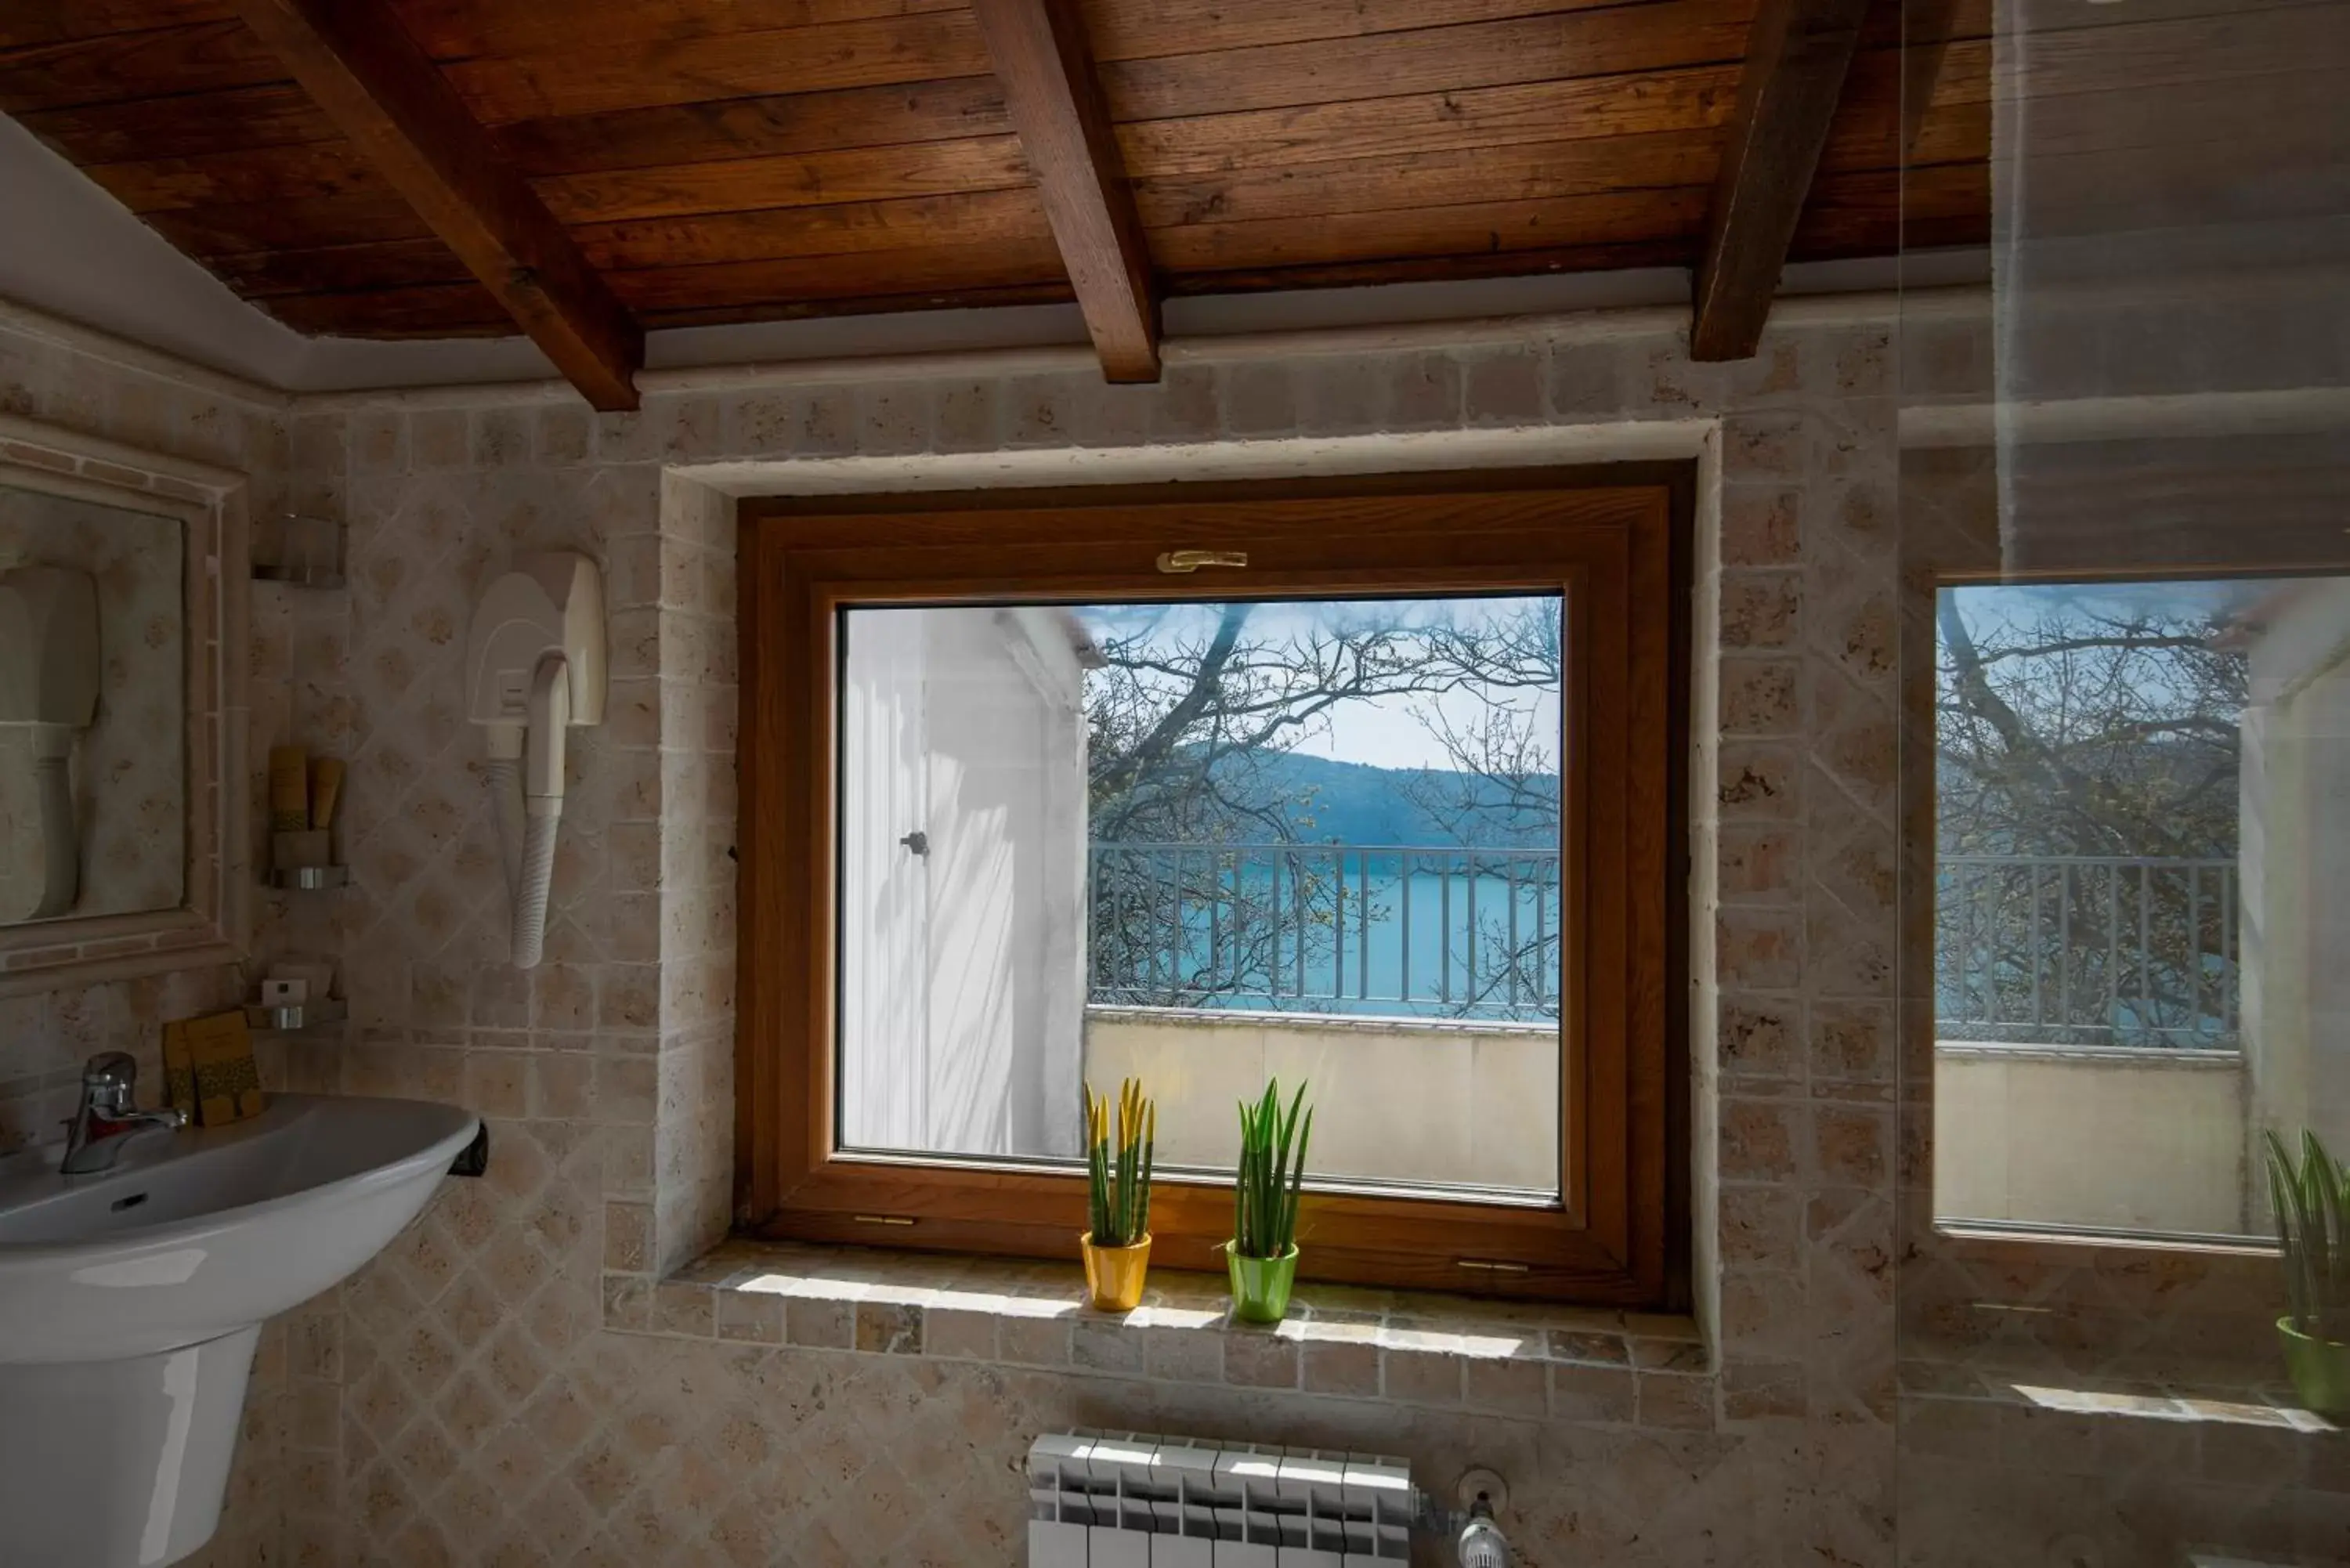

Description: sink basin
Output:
[0,1093,480,1567]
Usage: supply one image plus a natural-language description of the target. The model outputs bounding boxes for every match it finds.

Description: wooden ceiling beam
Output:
[232,0,642,408]
[1690,0,1872,360]
[1900,0,1964,161]
[970,0,1159,381]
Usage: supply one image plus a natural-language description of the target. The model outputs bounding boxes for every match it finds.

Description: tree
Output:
[1082,598,1563,1020]
[1935,587,2248,1047]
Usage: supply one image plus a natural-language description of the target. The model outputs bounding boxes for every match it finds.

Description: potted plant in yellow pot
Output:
[1081,1078,1155,1313]
[2266,1128,2350,1417]
[1227,1079,1312,1324]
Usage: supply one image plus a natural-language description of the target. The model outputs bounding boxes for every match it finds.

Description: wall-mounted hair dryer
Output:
[0,567,99,922]
[464,553,605,969]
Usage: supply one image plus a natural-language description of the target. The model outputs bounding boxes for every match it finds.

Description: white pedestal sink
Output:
[0,1093,482,1568]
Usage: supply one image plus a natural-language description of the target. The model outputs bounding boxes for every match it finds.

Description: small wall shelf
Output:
[251,564,345,591]
[244,997,346,1033]
[266,865,348,891]
[252,513,343,589]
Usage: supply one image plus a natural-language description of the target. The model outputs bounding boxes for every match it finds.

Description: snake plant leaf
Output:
[2269,1128,2350,1342]
[2269,1133,2312,1331]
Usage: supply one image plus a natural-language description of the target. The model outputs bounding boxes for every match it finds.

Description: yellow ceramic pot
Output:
[1080,1233,1152,1312]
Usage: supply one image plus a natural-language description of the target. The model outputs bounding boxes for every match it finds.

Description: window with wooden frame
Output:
[736,468,1690,1307]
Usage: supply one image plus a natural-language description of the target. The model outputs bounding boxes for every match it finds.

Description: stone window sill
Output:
[603,1240,1713,1427]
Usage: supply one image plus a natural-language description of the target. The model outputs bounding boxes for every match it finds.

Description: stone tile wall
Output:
[0,292,2337,1568]
[251,306,1910,1568]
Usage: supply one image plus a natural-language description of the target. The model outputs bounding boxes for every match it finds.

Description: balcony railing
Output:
[1087,842,1562,1024]
[1936,854,2240,1050]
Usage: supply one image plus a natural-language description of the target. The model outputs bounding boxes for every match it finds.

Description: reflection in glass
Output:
[1934,578,2350,1238]
[0,484,184,927]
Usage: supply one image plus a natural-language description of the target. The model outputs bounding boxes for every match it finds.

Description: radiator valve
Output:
[1458,1510,1513,1568]
[1452,1465,1512,1567]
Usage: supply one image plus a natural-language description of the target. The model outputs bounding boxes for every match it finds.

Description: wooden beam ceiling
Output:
[4,0,1994,348]
[1690,0,1873,361]
[969,0,1159,381]
[233,0,643,408]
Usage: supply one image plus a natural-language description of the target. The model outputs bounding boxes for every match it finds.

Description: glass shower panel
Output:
[1897,0,2350,1561]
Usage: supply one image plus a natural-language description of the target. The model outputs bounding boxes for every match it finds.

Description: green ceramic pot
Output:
[1226,1242,1300,1324]
[2279,1317,2350,1418]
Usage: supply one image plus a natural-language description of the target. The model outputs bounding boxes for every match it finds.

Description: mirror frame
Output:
[0,412,249,996]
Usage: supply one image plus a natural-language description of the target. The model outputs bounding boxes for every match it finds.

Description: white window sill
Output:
[605,1239,1714,1428]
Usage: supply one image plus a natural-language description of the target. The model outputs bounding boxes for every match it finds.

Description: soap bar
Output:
[170,1010,265,1127]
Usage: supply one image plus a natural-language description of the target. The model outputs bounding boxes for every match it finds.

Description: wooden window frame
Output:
[736,467,1691,1307]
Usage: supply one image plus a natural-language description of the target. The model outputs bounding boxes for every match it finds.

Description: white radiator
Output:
[1027,1430,1415,1566]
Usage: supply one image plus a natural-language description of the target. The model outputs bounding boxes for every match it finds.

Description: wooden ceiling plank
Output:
[146,191,437,255]
[207,236,477,297]
[233,0,642,408]
[0,20,282,113]
[1134,130,1721,231]
[606,235,1070,312]
[392,0,967,63]
[14,83,341,163]
[971,0,1159,381]
[1899,0,1963,161]
[577,186,1054,271]
[1689,0,1872,361]
[1790,161,1987,258]
[1101,0,1757,124]
[1152,186,1713,273]
[261,279,516,336]
[84,139,388,214]
[1162,238,1697,295]
[1083,0,1648,64]
[1804,37,1989,175]
[0,1,235,50]
[534,135,1034,226]
[495,78,1008,179]
[439,13,991,125]
[638,280,1074,330]
[1118,66,1741,178]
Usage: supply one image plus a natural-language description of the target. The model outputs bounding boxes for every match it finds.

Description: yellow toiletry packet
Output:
[164,1010,266,1127]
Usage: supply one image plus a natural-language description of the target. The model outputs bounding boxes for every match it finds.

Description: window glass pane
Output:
[1932,576,2350,1238]
[836,594,1564,1201]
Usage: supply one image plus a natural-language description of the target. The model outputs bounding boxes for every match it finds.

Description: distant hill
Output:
[1166,751,1557,847]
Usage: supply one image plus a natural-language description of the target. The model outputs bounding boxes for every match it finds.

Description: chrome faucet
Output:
[60,1051,187,1175]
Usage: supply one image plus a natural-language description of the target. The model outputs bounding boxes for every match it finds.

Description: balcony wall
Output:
[1083,1005,1557,1191]
[1933,1043,2248,1234]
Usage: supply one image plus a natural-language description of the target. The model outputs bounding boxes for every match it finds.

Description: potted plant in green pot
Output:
[1227,1079,1312,1324]
[2265,1128,2350,1417]
[1080,1078,1155,1313]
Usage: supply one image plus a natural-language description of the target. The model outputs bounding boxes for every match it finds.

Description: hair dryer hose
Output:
[509,800,561,970]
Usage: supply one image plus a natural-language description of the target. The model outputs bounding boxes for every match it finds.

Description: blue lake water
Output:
[1090,857,1562,1023]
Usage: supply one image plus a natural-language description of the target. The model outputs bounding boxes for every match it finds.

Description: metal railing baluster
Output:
[1332,847,1345,1003]
[1930,853,2240,1050]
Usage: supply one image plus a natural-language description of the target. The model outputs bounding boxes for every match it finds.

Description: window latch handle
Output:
[898,829,928,857]
[1155,549,1249,573]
